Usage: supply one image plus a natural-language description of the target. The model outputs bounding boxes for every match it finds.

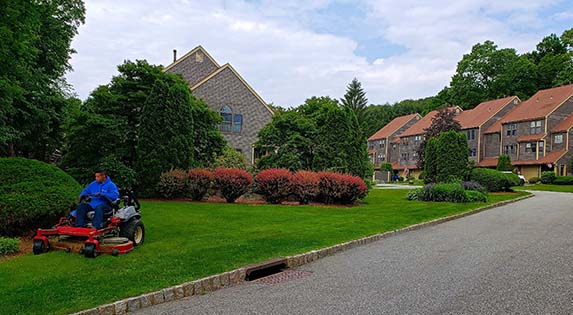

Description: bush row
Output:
[157,168,368,205]
[407,181,488,203]
[553,176,573,185]
[0,237,20,256]
[469,168,520,192]
[536,172,573,185]
[540,171,556,184]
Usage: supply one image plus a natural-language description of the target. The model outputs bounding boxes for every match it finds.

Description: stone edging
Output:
[71,193,533,315]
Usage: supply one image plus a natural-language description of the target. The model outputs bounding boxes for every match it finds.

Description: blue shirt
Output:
[80,177,119,208]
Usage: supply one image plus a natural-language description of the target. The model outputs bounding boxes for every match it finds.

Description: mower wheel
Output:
[120,219,145,246]
[33,239,48,255]
[84,243,97,258]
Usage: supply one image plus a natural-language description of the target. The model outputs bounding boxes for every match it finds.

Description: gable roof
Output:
[552,112,573,133]
[512,149,568,166]
[191,63,274,115]
[399,106,462,137]
[164,46,221,72]
[497,84,573,124]
[484,120,503,134]
[368,113,421,141]
[455,96,519,129]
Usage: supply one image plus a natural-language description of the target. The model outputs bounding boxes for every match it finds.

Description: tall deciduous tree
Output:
[0,0,86,160]
[341,78,368,125]
[416,108,462,169]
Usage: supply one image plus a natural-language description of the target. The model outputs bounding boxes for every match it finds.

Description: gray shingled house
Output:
[164,46,274,163]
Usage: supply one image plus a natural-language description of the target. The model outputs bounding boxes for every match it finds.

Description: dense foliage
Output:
[0,158,81,236]
[496,155,513,171]
[528,176,540,184]
[417,108,462,169]
[255,169,293,204]
[60,60,225,193]
[0,237,19,256]
[470,168,520,192]
[424,131,468,183]
[211,146,248,170]
[156,169,188,199]
[540,171,556,184]
[0,1,86,161]
[553,176,573,185]
[291,170,320,204]
[187,169,214,201]
[317,172,368,204]
[341,78,368,125]
[256,97,372,178]
[407,182,487,203]
[213,168,253,203]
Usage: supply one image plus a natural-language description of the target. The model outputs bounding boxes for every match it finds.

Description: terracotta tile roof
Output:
[391,138,400,144]
[484,120,502,134]
[513,150,568,166]
[498,84,573,124]
[399,107,461,137]
[552,112,573,132]
[368,113,421,141]
[456,96,518,129]
[477,157,499,167]
[516,134,546,142]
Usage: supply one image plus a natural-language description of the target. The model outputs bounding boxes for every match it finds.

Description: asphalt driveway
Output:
[134,191,573,315]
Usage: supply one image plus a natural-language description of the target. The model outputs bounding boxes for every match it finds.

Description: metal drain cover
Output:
[253,270,312,285]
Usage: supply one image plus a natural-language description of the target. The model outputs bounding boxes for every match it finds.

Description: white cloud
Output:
[66,0,568,107]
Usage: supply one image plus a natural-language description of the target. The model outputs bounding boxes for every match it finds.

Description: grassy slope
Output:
[0,190,528,315]
[513,184,573,193]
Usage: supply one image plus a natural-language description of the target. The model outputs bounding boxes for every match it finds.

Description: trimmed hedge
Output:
[554,176,573,185]
[0,237,20,256]
[214,168,253,203]
[408,182,487,203]
[292,170,320,204]
[528,177,540,184]
[470,168,520,192]
[541,171,556,184]
[156,169,188,199]
[255,169,293,204]
[0,158,81,236]
[187,168,213,201]
[317,172,368,204]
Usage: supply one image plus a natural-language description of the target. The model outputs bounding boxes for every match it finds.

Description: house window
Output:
[220,106,232,132]
[511,144,517,154]
[538,141,544,152]
[525,143,531,152]
[530,120,542,134]
[506,123,517,136]
[469,148,477,157]
[233,114,243,133]
[531,142,537,153]
[555,134,563,144]
[466,129,476,140]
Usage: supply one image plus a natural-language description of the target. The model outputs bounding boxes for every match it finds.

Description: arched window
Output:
[220,106,232,132]
[219,106,243,133]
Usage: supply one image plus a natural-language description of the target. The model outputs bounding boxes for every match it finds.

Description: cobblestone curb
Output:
[70,193,532,315]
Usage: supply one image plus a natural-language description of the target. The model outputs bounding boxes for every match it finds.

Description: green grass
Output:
[513,184,573,193]
[0,189,529,315]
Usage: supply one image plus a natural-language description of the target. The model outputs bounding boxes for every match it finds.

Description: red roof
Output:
[456,96,518,129]
[477,157,499,167]
[368,113,421,141]
[516,134,546,142]
[391,162,418,170]
[498,84,573,124]
[552,112,573,132]
[513,150,568,166]
[400,107,461,137]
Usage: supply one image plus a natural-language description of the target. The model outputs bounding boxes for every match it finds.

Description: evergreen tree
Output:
[424,138,439,183]
[434,131,469,183]
[341,78,368,125]
[496,154,513,171]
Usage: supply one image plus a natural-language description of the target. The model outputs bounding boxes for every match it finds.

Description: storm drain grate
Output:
[253,270,313,285]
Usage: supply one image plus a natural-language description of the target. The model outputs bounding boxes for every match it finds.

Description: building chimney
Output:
[173,49,177,63]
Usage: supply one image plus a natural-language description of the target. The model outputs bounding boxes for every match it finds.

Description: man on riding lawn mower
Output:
[75,169,119,229]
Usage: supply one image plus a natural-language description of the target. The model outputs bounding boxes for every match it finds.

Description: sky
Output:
[66,0,573,108]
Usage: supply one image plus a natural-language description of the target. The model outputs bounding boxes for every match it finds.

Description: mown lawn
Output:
[0,189,529,315]
[513,184,573,193]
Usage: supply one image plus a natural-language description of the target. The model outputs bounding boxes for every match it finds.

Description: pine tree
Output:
[496,154,513,171]
[341,78,368,125]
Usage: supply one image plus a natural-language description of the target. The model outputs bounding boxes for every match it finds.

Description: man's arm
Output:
[101,182,119,201]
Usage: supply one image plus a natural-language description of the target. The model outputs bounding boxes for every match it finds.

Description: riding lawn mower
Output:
[33,189,145,258]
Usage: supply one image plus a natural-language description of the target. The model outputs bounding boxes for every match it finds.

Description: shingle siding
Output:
[168,51,219,87]
[192,67,273,163]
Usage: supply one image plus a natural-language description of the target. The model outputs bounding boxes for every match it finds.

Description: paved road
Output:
[135,191,573,315]
[375,183,423,189]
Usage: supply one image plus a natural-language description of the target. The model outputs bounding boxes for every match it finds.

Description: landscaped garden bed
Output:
[0,189,529,315]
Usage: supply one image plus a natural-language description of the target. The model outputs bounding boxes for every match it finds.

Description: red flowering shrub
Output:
[157,169,188,199]
[318,171,368,204]
[214,168,253,203]
[255,168,293,204]
[292,170,319,204]
[187,168,214,201]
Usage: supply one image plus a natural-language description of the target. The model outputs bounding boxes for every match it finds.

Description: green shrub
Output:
[156,169,188,199]
[554,176,573,185]
[417,183,468,203]
[0,237,19,256]
[528,177,540,184]
[496,155,513,171]
[540,171,556,184]
[99,155,136,189]
[465,190,488,202]
[0,158,81,236]
[470,168,518,192]
[406,189,421,201]
[380,162,393,172]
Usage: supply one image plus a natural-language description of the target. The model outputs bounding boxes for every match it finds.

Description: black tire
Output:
[84,243,97,258]
[33,239,47,255]
[120,219,145,246]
